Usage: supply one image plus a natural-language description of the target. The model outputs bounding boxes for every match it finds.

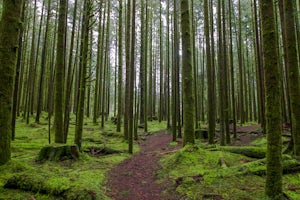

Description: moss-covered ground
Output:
[159,136,300,200]
[0,113,166,200]
[2,116,299,200]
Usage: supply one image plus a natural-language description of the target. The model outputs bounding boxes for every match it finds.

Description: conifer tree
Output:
[259,0,283,198]
[180,0,195,145]
[0,0,23,165]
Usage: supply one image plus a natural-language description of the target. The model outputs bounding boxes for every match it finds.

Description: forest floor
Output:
[1,117,299,200]
[105,124,263,200]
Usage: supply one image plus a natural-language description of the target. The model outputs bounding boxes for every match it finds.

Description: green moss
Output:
[219,146,266,158]
[147,121,167,133]
[0,115,138,199]
[159,142,300,200]
[251,137,267,147]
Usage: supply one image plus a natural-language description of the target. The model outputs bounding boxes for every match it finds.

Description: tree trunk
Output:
[55,0,67,143]
[117,0,123,132]
[0,0,23,165]
[74,0,90,149]
[180,0,195,146]
[283,0,300,157]
[259,0,283,198]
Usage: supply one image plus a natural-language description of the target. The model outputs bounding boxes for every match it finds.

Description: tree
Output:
[237,0,244,125]
[12,0,26,141]
[228,0,237,138]
[0,0,23,165]
[117,0,123,132]
[74,0,91,149]
[253,0,265,133]
[204,0,214,144]
[159,0,164,123]
[259,0,283,198]
[139,0,145,126]
[283,0,300,157]
[93,0,104,124]
[180,0,195,146]
[55,0,67,143]
[128,0,136,154]
[124,0,131,140]
[36,0,52,124]
[25,0,37,124]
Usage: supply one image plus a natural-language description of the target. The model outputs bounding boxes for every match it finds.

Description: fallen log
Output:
[218,146,266,159]
[4,173,98,200]
[232,155,300,176]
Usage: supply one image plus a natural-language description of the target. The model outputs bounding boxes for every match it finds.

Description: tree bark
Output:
[259,0,283,198]
[0,0,23,165]
[180,0,195,146]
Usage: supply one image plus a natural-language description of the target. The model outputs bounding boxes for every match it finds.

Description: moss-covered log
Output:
[36,145,79,162]
[4,173,98,199]
[233,155,300,176]
[219,146,266,159]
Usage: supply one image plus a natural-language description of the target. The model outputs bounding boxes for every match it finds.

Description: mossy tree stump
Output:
[36,144,79,162]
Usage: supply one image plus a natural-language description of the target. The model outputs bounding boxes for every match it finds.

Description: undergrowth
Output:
[159,138,300,200]
[0,113,141,199]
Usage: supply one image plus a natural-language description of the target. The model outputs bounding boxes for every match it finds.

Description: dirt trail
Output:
[106,131,180,200]
[106,125,262,200]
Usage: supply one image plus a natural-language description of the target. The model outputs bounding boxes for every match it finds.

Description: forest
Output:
[0,0,300,199]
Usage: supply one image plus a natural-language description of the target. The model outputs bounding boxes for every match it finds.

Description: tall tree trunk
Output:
[237,0,244,125]
[228,0,237,138]
[117,0,123,132]
[259,0,283,198]
[204,0,214,144]
[64,0,78,141]
[166,0,171,129]
[128,0,136,154]
[0,0,23,165]
[159,1,164,123]
[253,0,265,132]
[124,0,131,140]
[101,0,111,129]
[26,0,37,124]
[93,0,103,124]
[181,0,195,146]
[55,0,67,143]
[12,0,26,141]
[36,0,51,124]
[74,0,90,149]
[283,0,300,156]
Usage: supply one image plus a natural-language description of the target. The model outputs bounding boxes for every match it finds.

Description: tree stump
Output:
[36,144,79,162]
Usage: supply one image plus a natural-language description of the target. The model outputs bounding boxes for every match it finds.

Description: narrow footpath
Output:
[106,131,180,200]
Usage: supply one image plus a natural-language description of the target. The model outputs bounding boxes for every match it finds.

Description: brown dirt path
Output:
[106,131,180,200]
